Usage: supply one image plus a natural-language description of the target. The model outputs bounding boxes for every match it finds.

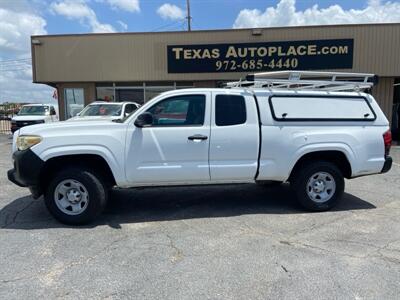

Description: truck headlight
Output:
[16,135,42,151]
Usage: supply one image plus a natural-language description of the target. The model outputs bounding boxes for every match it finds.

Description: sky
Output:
[1,0,400,103]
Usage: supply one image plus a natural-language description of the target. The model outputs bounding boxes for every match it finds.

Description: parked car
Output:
[68,103,84,119]
[7,71,393,225]
[67,101,140,121]
[11,104,58,133]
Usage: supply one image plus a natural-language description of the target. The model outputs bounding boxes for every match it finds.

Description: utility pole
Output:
[186,0,192,31]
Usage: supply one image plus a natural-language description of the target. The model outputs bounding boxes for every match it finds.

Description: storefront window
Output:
[116,88,145,104]
[96,87,114,102]
[95,82,194,105]
[146,81,175,87]
[145,86,173,102]
[176,81,194,88]
[64,88,84,119]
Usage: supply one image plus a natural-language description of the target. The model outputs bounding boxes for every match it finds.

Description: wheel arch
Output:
[39,154,117,191]
[288,150,353,181]
[35,144,124,182]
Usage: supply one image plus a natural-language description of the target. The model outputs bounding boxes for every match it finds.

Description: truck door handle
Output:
[188,134,208,141]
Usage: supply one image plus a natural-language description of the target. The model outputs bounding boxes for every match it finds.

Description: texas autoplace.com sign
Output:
[167,39,354,73]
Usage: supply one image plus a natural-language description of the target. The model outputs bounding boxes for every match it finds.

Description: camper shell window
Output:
[269,95,376,121]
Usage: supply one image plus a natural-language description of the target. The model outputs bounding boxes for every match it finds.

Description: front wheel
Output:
[44,167,108,225]
[291,161,344,211]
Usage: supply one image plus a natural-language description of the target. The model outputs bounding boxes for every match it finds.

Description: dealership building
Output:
[31,23,399,132]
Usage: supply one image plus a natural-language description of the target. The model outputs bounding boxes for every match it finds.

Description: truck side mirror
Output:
[134,112,153,128]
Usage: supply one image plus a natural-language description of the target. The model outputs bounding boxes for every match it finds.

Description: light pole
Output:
[186,0,192,31]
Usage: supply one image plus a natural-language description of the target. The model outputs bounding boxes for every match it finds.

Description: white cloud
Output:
[106,0,140,12]
[0,64,57,104]
[0,5,54,103]
[117,20,128,31]
[233,0,400,28]
[157,3,185,20]
[0,8,46,54]
[51,0,115,33]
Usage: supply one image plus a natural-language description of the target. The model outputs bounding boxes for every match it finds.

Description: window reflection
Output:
[95,82,194,105]
[96,87,114,102]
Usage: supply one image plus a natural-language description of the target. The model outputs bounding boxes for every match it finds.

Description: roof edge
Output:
[31,22,400,39]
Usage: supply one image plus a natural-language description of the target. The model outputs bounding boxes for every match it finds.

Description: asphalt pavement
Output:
[1,134,399,299]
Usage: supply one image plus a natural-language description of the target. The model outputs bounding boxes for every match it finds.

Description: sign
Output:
[167,39,354,73]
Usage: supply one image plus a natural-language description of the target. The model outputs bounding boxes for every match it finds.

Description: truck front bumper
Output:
[7,149,45,198]
[381,156,392,173]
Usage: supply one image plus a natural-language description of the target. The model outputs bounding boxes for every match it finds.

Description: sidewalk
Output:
[391,145,400,165]
[0,134,12,145]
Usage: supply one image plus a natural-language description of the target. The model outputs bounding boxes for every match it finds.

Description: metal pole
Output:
[186,0,191,31]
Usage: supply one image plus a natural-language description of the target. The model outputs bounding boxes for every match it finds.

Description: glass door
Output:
[64,88,84,119]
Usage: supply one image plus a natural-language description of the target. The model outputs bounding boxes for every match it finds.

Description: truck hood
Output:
[67,116,119,122]
[13,120,128,174]
[17,119,125,136]
[12,115,47,121]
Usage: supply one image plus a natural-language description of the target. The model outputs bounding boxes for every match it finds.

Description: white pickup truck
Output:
[7,71,393,224]
[11,104,59,133]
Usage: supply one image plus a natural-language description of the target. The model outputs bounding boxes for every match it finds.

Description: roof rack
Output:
[225,70,378,92]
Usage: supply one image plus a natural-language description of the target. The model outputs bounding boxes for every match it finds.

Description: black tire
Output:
[291,160,344,211]
[44,167,108,225]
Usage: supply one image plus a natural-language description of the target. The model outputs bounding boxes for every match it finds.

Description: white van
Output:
[11,104,58,133]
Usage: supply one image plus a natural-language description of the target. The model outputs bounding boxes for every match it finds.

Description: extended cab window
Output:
[215,95,246,126]
[270,95,376,121]
[147,95,205,126]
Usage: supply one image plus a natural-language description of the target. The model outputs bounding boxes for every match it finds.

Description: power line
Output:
[151,19,186,31]
[0,65,31,71]
[0,64,32,71]
[0,61,31,67]
[0,70,30,73]
[0,58,30,63]
[0,62,31,69]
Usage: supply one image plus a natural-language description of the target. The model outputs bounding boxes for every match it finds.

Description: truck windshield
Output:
[18,106,49,116]
[80,104,121,116]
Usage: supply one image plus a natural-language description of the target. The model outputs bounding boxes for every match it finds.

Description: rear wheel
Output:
[44,167,108,225]
[291,161,344,211]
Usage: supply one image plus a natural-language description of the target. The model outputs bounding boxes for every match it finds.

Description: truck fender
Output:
[34,145,125,185]
[287,143,355,179]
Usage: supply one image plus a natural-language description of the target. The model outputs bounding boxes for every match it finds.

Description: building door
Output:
[125,92,211,185]
[64,88,84,119]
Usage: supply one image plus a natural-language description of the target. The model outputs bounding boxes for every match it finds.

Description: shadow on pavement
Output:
[0,183,376,230]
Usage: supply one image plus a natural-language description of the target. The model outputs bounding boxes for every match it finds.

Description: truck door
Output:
[125,92,211,185]
[209,92,260,181]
